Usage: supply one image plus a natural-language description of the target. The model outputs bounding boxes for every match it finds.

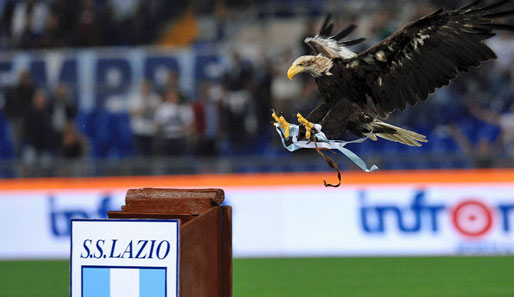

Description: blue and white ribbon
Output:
[275,123,379,173]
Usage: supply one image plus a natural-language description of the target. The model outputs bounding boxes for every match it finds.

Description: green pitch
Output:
[0,257,513,297]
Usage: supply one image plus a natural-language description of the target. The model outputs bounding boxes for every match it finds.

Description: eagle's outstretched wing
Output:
[344,0,514,118]
[305,14,366,59]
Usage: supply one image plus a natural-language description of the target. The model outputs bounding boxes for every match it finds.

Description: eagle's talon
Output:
[297,113,315,140]
[272,112,291,139]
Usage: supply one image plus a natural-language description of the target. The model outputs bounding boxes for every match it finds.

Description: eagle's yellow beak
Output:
[287,65,304,80]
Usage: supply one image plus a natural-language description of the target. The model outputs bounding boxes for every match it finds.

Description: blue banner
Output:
[0,47,225,111]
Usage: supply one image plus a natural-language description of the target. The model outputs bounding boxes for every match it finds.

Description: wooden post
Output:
[108,188,232,297]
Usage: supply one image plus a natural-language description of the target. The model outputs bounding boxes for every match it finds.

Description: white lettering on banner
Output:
[227,186,514,256]
[50,195,117,237]
[0,185,513,259]
[0,48,224,112]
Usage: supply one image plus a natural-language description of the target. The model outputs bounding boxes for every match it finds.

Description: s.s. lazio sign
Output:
[71,219,179,297]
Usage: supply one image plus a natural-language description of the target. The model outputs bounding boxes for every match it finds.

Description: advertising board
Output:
[0,170,513,259]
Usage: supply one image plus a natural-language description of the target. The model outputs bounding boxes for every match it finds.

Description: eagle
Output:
[274,0,514,147]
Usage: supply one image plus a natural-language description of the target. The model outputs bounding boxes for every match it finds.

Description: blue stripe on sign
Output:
[82,267,110,297]
[139,268,166,297]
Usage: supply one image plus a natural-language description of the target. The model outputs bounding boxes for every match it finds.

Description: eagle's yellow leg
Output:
[272,112,290,139]
[297,113,315,140]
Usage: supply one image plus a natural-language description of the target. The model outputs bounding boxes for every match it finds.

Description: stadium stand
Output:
[0,0,513,177]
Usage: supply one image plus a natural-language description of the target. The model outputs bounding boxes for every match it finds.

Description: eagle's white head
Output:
[287,55,333,80]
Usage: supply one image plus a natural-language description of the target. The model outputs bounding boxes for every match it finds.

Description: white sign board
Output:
[71,219,179,297]
[0,179,513,259]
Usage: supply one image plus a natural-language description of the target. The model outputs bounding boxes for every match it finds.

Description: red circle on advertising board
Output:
[452,200,493,238]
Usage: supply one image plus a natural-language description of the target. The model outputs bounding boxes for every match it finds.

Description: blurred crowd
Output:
[2,71,84,169]
[0,0,198,49]
[0,53,276,162]
[1,0,514,177]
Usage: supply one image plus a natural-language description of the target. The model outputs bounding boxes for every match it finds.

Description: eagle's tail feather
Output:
[371,121,428,147]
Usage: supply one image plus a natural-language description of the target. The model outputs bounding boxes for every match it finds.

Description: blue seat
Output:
[476,123,501,143]
[0,112,14,160]
[110,112,134,157]
[78,110,134,159]
[0,112,15,178]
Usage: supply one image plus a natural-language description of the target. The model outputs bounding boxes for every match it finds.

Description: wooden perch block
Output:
[108,188,232,297]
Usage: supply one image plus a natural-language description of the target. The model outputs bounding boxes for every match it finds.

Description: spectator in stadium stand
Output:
[53,120,87,177]
[47,0,78,47]
[74,0,114,47]
[468,102,514,167]
[129,1,156,45]
[11,0,49,48]
[222,53,254,148]
[160,70,188,103]
[40,10,65,47]
[59,120,87,159]
[50,83,77,146]
[109,0,141,45]
[193,82,223,156]
[251,52,274,136]
[110,0,141,24]
[3,70,36,155]
[128,80,160,156]
[448,124,498,168]
[21,89,56,170]
[154,87,194,156]
[1,0,15,48]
